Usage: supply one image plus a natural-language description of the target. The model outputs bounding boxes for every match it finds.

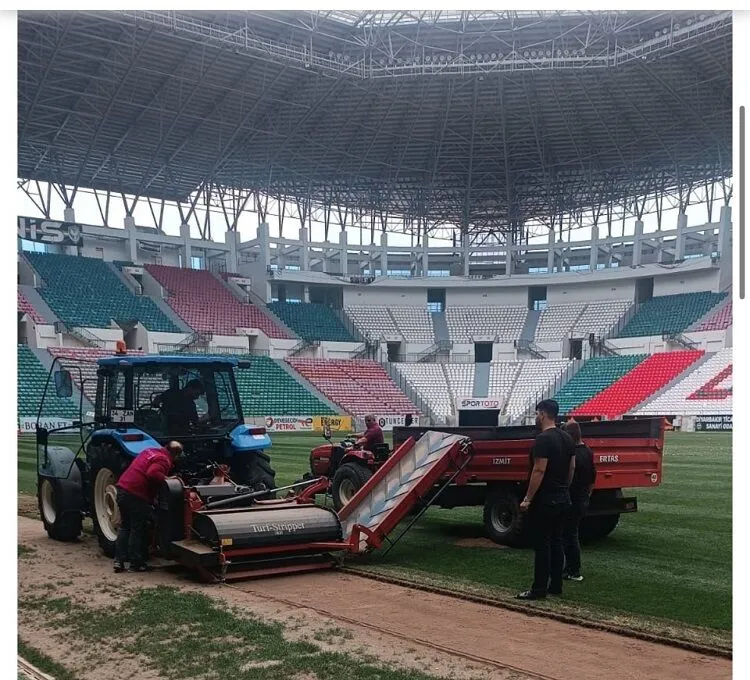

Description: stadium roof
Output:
[18,10,732,237]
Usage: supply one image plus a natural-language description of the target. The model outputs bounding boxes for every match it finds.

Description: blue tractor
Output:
[36,354,275,557]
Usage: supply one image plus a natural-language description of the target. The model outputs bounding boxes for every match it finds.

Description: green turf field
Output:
[18,431,731,632]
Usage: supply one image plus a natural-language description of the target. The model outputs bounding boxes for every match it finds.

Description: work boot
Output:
[113,560,126,573]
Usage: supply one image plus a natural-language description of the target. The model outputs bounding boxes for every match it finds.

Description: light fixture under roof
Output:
[523,50,530,57]
[490,52,497,60]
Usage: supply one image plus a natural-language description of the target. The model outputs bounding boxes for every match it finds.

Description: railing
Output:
[332,308,365,343]
[594,337,620,357]
[517,359,583,424]
[415,340,452,363]
[288,339,321,357]
[516,338,547,359]
[54,322,106,349]
[662,331,698,351]
[383,350,474,364]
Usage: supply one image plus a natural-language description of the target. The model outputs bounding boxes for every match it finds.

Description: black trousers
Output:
[562,502,588,576]
[115,488,152,567]
[527,499,567,596]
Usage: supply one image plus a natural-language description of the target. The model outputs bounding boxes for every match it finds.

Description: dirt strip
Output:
[18,515,731,680]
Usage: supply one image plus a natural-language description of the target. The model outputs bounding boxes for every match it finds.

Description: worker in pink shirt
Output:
[114,441,183,573]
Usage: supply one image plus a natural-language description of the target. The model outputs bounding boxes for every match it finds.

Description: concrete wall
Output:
[653,268,719,296]
[446,287,528,306]
[80,239,130,262]
[343,287,427,306]
[547,280,635,304]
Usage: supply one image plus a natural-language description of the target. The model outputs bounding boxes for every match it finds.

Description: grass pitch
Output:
[18,431,731,633]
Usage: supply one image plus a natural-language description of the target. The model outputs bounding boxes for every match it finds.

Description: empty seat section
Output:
[48,347,145,404]
[635,349,732,416]
[18,344,78,419]
[572,350,704,419]
[488,362,520,402]
[553,355,646,414]
[267,302,355,342]
[570,300,631,338]
[26,253,179,332]
[443,363,475,399]
[693,299,732,332]
[288,359,419,416]
[345,306,400,339]
[619,292,728,337]
[446,306,528,342]
[388,306,435,342]
[534,303,586,341]
[394,364,452,419]
[503,360,571,420]
[146,265,290,338]
[18,291,44,323]
[234,355,337,416]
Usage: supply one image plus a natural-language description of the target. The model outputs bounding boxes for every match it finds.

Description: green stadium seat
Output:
[26,253,180,332]
[267,302,356,342]
[17,344,78,419]
[619,292,728,338]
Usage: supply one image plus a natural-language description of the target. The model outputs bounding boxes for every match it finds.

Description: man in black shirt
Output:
[562,420,597,581]
[152,379,204,436]
[516,399,575,600]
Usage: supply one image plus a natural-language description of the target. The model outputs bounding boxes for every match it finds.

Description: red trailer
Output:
[309,418,664,544]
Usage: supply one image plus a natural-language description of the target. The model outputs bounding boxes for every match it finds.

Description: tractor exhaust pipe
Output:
[202,477,326,510]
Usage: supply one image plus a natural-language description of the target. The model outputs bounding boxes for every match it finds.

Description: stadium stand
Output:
[26,253,180,332]
[489,362,520,401]
[266,302,355,342]
[146,265,290,338]
[345,305,400,339]
[18,290,44,323]
[393,363,452,419]
[571,350,704,419]
[503,360,571,420]
[234,355,338,416]
[534,303,586,341]
[287,358,419,416]
[693,299,732,331]
[553,355,647,414]
[570,300,632,338]
[443,363,476,399]
[635,349,732,415]
[388,306,435,342]
[446,306,528,342]
[618,292,728,337]
[18,344,78,419]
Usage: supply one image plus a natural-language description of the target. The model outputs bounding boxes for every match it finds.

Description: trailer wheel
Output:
[483,488,524,545]
[580,514,620,543]
[38,477,82,542]
[332,463,373,510]
[88,444,130,557]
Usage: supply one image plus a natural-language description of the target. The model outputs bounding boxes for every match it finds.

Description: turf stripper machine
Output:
[35,352,473,581]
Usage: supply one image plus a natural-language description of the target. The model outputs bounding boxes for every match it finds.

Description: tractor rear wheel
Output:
[483,487,525,546]
[87,444,130,557]
[38,477,82,542]
[332,463,373,510]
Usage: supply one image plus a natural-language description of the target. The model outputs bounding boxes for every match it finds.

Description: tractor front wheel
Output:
[88,444,130,557]
[38,477,82,542]
[332,463,373,510]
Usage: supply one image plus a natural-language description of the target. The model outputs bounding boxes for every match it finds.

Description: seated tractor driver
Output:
[355,415,384,449]
[152,379,205,435]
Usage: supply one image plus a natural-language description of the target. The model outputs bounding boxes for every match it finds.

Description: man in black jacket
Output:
[517,399,575,600]
[561,419,597,581]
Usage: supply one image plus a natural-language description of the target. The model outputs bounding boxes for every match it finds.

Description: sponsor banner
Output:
[18,417,75,433]
[694,414,732,432]
[18,216,83,246]
[455,396,502,411]
[312,415,353,433]
[263,416,314,432]
[228,276,253,287]
[122,265,144,276]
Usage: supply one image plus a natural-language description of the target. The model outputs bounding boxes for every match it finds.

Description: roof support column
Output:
[589,226,599,271]
[547,229,555,273]
[256,222,272,303]
[298,227,310,271]
[718,205,732,291]
[180,223,192,268]
[675,212,687,260]
[505,241,512,278]
[63,207,78,255]
[224,230,240,274]
[461,232,470,277]
[339,229,348,276]
[632,221,644,267]
[422,233,429,277]
[125,215,138,263]
[380,232,388,277]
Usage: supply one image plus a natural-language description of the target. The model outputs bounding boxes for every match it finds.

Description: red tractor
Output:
[309,430,391,509]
